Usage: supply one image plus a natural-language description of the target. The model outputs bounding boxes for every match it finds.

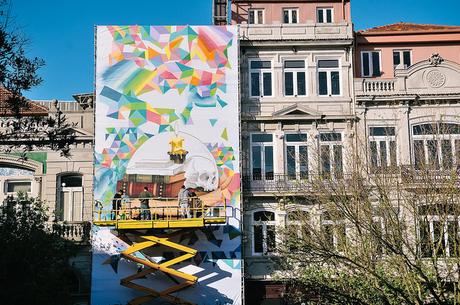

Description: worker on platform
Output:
[178,185,190,218]
[139,186,152,220]
[111,189,123,220]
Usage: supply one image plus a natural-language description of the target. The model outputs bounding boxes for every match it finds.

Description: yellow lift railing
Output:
[94,196,228,304]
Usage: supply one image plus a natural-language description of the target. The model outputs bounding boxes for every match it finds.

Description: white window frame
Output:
[283,8,299,24]
[4,179,32,196]
[252,209,277,256]
[369,127,398,168]
[321,211,347,251]
[412,123,460,171]
[286,208,310,239]
[419,214,459,258]
[248,9,264,24]
[319,132,343,179]
[393,49,412,69]
[283,59,307,97]
[317,59,342,97]
[250,133,275,181]
[284,133,309,180]
[317,7,333,23]
[248,59,274,98]
[361,51,381,77]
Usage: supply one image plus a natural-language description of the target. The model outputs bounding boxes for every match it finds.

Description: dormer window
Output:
[317,8,333,23]
[283,8,298,24]
[248,9,264,24]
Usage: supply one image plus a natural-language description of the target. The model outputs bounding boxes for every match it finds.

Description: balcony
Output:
[238,22,353,44]
[51,221,91,244]
[355,78,397,96]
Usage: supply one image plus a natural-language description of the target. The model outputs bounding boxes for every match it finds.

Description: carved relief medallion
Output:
[426,70,446,88]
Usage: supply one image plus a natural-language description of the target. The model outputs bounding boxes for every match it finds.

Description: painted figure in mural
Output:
[178,185,190,218]
[111,189,123,220]
[139,186,152,220]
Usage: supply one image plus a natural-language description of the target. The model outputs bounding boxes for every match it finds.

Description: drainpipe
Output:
[342,0,345,22]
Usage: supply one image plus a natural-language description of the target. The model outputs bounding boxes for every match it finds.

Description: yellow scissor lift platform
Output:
[94,198,227,305]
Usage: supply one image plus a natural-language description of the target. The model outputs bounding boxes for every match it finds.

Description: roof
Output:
[0,87,49,116]
[358,22,460,35]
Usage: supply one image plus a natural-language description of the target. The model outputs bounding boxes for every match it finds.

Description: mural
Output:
[93,25,240,305]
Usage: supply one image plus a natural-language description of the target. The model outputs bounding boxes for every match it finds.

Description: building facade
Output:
[230,0,354,303]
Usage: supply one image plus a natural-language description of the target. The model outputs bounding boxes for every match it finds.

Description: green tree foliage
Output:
[0,194,78,305]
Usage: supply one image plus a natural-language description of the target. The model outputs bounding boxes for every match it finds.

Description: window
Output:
[321,211,346,251]
[249,9,264,24]
[317,60,341,96]
[57,173,83,222]
[285,133,308,180]
[5,180,31,194]
[419,203,459,258]
[393,50,411,69]
[369,127,397,169]
[361,51,381,77]
[317,8,333,23]
[253,211,276,255]
[249,60,273,98]
[287,209,310,238]
[320,133,343,178]
[283,8,298,24]
[283,60,307,97]
[412,123,460,170]
[251,134,274,181]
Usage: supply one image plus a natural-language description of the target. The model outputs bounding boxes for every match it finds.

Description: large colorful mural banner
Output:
[93,25,240,304]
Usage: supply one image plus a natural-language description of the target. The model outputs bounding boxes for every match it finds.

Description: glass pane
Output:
[414,140,425,169]
[326,9,332,23]
[251,72,260,96]
[439,123,460,134]
[331,71,340,95]
[448,221,458,257]
[254,211,275,221]
[442,140,453,170]
[362,53,370,76]
[263,72,272,96]
[252,146,262,180]
[291,10,297,23]
[249,10,255,24]
[286,146,296,180]
[393,51,400,66]
[257,10,263,24]
[433,221,446,256]
[403,51,411,67]
[413,123,436,135]
[427,140,439,169]
[254,225,264,253]
[250,61,271,69]
[299,146,308,179]
[318,72,328,95]
[334,145,343,178]
[321,145,331,176]
[297,72,306,95]
[372,52,381,76]
[265,146,274,180]
[284,72,294,96]
[7,181,31,193]
[379,141,387,167]
[283,10,289,23]
[318,60,339,68]
[284,60,305,69]
[336,224,346,251]
[370,141,378,168]
[370,127,395,136]
[267,225,276,252]
[320,133,342,142]
[252,134,273,143]
[317,9,323,23]
[323,224,334,249]
[420,220,431,258]
[390,141,397,166]
[286,134,308,142]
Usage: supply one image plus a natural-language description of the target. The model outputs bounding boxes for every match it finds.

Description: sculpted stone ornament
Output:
[428,53,444,66]
[426,70,446,88]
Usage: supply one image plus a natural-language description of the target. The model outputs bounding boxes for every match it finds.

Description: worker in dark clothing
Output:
[111,189,124,220]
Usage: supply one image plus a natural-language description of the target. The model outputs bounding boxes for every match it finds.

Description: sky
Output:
[10,0,460,101]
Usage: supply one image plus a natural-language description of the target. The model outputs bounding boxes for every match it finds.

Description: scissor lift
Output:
[94,199,227,305]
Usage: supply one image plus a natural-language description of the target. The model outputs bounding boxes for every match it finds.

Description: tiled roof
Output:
[0,87,49,116]
[359,22,460,34]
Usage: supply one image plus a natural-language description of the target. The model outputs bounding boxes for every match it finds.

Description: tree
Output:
[276,124,460,305]
[0,193,78,305]
[0,0,76,157]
